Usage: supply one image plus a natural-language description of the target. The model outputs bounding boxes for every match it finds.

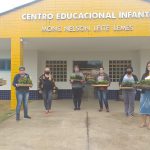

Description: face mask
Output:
[45,71,50,74]
[20,71,25,75]
[75,68,79,72]
[20,74,25,77]
[127,71,132,74]
[100,71,104,74]
[148,67,150,71]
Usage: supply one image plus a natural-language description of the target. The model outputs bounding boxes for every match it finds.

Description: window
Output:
[109,60,132,82]
[0,59,11,71]
[46,60,67,82]
[73,61,103,79]
[73,61,102,70]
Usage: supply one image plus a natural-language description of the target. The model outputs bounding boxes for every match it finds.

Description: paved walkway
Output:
[0,100,149,150]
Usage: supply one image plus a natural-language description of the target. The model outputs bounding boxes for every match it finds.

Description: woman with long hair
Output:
[140,61,150,129]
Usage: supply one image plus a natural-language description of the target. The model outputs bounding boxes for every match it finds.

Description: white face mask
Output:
[99,70,104,74]
[74,67,79,72]
[148,67,150,71]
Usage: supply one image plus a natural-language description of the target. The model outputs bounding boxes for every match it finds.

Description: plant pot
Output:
[0,80,7,86]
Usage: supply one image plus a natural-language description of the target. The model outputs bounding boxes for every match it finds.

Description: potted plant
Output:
[92,80,109,87]
[120,81,135,90]
[0,78,6,86]
[134,79,150,90]
[17,77,33,87]
[86,78,97,84]
[70,74,83,81]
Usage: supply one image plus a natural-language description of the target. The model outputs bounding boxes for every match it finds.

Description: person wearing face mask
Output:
[13,66,32,121]
[70,65,85,110]
[140,61,150,129]
[119,66,138,117]
[96,67,111,112]
[38,67,55,114]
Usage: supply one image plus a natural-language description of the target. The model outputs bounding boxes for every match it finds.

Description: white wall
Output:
[24,50,38,90]
[0,50,142,90]
[0,49,38,90]
[38,50,140,90]
[0,49,142,90]
[0,50,11,90]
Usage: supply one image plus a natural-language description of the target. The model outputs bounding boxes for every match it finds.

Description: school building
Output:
[0,0,150,109]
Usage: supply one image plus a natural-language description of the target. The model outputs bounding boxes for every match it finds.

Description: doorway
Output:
[73,60,102,100]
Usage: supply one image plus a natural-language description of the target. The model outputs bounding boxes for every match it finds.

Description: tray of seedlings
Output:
[70,74,83,82]
[134,80,150,90]
[17,77,33,87]
[0,78,6,86]
[86,78,96,84]
[92,80,109,87]
[120,81,135,90]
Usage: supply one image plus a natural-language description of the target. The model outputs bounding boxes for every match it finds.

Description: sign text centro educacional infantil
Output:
[21,11,150,32]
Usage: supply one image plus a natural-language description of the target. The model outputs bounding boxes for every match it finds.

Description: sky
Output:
[0,0,36,13]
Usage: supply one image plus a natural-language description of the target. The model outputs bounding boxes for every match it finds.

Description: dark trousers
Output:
[72,88,83,109]
[97,90,109,109]
[42,90,52,110]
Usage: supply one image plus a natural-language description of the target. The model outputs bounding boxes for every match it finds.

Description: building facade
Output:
[0,0,150,109]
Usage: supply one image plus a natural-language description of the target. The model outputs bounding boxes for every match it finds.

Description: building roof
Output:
[0,0,42,16]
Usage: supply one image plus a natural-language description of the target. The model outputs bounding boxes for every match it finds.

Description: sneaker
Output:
[99,108,103,112]
[147,124,150,130]
[77,108,81,110]
[24,116,31,119]
[129,115,134,118]
[139,123,147,128]
[16,118,20,121]
[106,109,110,112]
[74,108,77,111]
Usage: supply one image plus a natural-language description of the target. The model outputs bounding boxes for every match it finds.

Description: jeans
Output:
[72,88,83,109]
[97,90,109,109]
[42,90,52,110]
[122,90,136,116]
[16,91,29,119]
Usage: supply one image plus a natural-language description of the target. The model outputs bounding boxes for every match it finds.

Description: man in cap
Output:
[13,66,31,121]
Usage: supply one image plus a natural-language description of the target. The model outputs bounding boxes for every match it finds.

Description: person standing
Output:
[13,66,31,121]
[96,67,111,112]
[38,67,55,114]
[140,61,150,129]
[70,65,85,110]
[119,66,138,117]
